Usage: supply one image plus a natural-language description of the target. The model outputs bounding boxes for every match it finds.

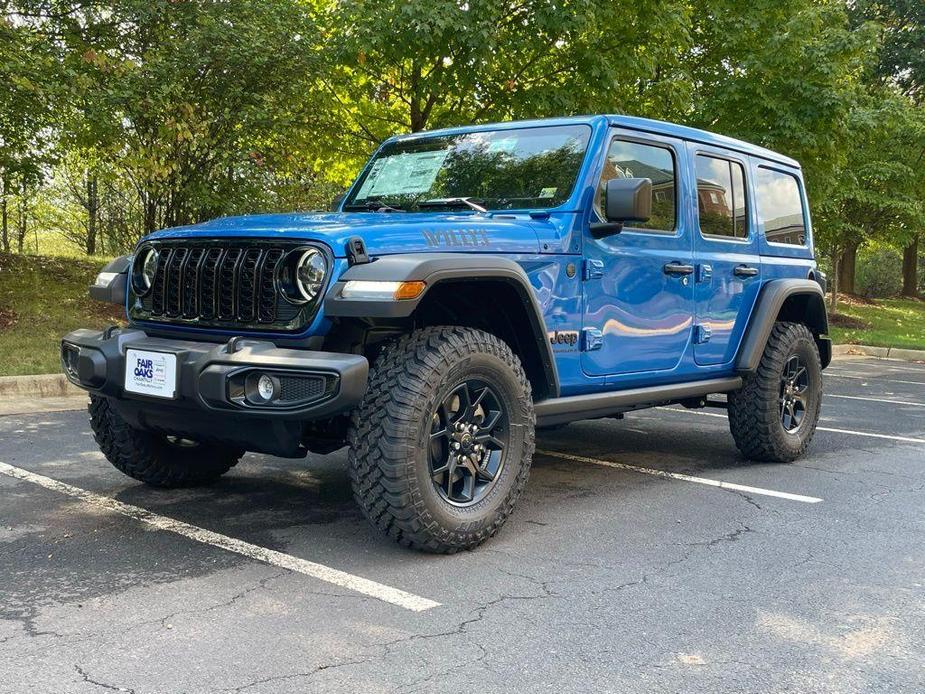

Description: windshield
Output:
[344,124,592,212]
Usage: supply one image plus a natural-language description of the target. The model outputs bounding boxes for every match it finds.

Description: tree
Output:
[849,0,925,297]
[0,9,57,252]
[815,92,925,304]
[16,0,327,243]
[316,0,693,174]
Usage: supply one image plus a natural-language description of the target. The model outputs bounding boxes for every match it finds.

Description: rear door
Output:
[581,130,694,376]
[688,145,762,366]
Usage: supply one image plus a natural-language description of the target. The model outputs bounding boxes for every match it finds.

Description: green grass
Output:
[0,252,123,377]
[828,296,925,351]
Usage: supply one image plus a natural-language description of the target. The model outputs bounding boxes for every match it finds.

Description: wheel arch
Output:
[736,279,831,372]
[324,253,559,400]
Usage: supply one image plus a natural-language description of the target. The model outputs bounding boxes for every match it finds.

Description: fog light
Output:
[62,343,80,381]
[257,374,276,401]
[243,371,281,405]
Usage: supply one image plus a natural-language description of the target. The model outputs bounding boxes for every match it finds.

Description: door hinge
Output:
[697,264,713,283]
[582,327,603,351]
[583,259,604,280]
[694,324,712,344]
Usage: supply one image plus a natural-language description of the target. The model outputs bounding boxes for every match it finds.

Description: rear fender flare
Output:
[737,279,830,371]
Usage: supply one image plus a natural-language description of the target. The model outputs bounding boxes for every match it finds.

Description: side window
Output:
[596,139,676,231]
[695,155,748,239]
[756,168,807,245]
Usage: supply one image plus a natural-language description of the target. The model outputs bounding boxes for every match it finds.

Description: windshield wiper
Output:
[417,197,488,213]
[343,199,404,213]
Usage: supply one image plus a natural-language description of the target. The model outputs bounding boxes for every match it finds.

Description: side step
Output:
[534,377,742,427]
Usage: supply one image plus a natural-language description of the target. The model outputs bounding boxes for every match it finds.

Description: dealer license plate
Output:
[124,348,178,399]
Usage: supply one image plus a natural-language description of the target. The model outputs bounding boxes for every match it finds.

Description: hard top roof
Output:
[391,114,801,170]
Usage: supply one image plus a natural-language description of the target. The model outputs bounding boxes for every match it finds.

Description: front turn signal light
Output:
[341,280,426,301]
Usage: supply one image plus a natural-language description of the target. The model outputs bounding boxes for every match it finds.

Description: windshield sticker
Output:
[422,228,490,248]
[356,149,450,199]
[538,187,557,199]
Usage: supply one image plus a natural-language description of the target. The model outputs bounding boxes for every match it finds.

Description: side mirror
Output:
[590,177,652,238]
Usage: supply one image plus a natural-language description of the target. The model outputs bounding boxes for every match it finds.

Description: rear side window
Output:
[695,155,748,239]
[596,139,676,232]
[756,168,807,245]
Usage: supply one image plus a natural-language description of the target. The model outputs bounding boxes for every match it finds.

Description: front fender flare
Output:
[324,253,559,398]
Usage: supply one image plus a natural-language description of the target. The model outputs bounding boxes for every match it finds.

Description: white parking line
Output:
[830,361,925,375]
[827,393,925,408]
[825,372,925,386]
[654,407,925,444]
[536,449,822,503]
[0,462,439,612]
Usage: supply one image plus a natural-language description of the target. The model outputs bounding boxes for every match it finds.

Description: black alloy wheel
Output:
[779,355,810,432]
[428,380,508,506]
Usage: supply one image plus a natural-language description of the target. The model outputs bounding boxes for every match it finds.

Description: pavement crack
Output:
[74,664,137,693]
[222,657,367,693]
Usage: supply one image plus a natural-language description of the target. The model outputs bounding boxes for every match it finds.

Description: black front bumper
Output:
[61,328,368,457]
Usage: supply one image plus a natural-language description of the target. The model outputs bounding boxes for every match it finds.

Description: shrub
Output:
[856,247,903,298]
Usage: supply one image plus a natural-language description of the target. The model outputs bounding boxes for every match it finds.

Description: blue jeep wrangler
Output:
[63,115,830,552]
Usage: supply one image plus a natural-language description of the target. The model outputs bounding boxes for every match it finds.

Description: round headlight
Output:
[295,249,326,301]
[133,247,159,294]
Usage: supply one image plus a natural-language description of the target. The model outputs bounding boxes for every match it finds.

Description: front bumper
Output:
[61,328,368,457]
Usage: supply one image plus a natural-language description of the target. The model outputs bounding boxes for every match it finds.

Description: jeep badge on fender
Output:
[64,115,830,553]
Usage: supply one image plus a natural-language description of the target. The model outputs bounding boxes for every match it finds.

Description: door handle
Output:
[663,262,694,276]
[734,265,759,278]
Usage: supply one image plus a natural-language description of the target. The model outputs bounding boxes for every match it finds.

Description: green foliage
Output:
[319,0,692,166]
[686,0,873,202]
[856,246,904,298]
[0,12,57,183]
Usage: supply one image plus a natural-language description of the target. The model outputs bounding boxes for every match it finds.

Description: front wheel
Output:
[348,326,535,553]
[88,395,242,487]
[728,322,822,462]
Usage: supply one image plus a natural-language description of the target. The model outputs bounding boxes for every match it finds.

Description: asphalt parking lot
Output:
[1,356,923,694]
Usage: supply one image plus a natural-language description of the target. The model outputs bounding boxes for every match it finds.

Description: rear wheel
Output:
[348,326,535,553]
[88,395,242,487]
[728,322,822,462]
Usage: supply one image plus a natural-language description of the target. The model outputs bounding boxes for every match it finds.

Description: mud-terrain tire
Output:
[348,326,535,553]
[88,395,242,487]
[728,322,822,462]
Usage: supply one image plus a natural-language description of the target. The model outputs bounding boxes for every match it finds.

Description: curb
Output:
[831,344,925,362]
[0,374,82,398]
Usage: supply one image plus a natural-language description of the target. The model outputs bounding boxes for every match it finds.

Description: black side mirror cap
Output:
[88,255,131,305]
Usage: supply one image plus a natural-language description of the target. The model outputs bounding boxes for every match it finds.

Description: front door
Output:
[581,130,694,377]
[688,146,762,365]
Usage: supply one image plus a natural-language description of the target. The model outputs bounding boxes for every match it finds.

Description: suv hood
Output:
[146,211,549,257]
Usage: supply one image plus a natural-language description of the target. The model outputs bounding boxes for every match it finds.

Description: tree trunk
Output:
[837,242,858,295]
[143,196,158,236]
[16,195,26,253]
[902,236,919,298]
[86,174,98,255]
[409,61,425,132]
[1,179,8,253]
[831,250,840,314]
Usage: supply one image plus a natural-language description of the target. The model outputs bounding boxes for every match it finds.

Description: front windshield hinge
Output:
[346,236,370,265]
[529,211,551,220]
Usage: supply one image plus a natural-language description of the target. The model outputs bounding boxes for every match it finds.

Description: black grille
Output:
[278,375,326,404]
[130,240,320,333]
